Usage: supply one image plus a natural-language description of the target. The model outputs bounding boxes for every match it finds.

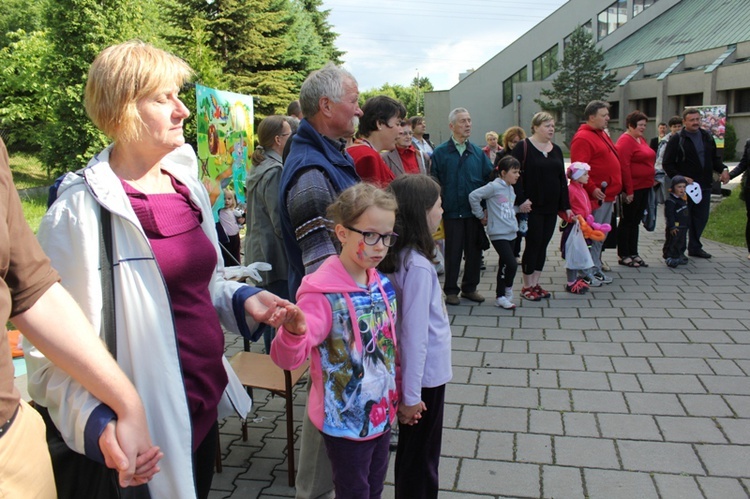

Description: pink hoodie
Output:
[272,256,398,440]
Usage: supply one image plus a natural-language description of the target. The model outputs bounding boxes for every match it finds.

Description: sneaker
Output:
[504,287,514,301]
[601,261,611,272]
[666,258,679,268]
[583,274,603,287]
[445,294,461,305]
[460,291,485,303]
[518,219,528,236]
[565,279,589,294]
[593,271,613,284]
[495,295,516,309]
[521,286,541,301]
[534,285,551,299]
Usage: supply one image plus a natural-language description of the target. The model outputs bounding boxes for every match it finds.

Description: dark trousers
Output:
[687,188,711,252]
[221,233,241,266]
[522,213,557,275]
[664,228,687,259]
[490,238,518,295]
[744,187,750,252]
[442,217,483,295]
[322,430,391,499]
[395,385,446,499]
[617,188,649,258]
[194,421,219,499]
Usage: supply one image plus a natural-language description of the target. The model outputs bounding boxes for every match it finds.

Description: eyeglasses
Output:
[345,226,399,247]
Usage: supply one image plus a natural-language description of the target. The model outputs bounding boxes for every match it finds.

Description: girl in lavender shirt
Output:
[380,174,453,499]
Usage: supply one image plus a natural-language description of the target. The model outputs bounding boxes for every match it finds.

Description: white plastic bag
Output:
[565,222,594,270]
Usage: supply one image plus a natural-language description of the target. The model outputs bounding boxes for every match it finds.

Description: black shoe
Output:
[678,255,689,264]
[688,249,712,259]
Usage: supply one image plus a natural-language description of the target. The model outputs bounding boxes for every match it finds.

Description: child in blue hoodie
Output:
[272,183,399,498]
[469,156,530,309]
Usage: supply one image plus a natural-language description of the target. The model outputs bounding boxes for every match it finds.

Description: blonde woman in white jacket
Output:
[26,41,305,499]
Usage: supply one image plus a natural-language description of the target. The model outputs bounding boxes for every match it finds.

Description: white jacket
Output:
[26,144,253,499]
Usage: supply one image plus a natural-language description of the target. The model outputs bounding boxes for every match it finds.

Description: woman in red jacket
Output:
[615,110,656,267]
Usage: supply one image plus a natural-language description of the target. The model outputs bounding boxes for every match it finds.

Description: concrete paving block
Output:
[693,318,746,331]
[572,342,626,356]
[540,389,572,411]
[541,465,585,499]
[669,308,710,319]
[598,413,661,440]
[644,317,696,330]
[584,356,615,372]
[715,418,750,444]
[714,344,750,359]
[623,307,671,318]
[475,431,514,460]
[726,331,750,344]
[618,440,704,474]
[517,432,553,463]
[583,330,613,342]
[562,412,601,437]
[638,374,706,393]
[452,350,485,367]
[444,403,461,428]
[483,352,537,369]
[554,436,619,468]
[557,318,600,331]
[596,317,624,330]
[608,373,642,392]
[572,390,628,413]
[453,315,499,327]
[650,358,714,374]
[539,353,585,371]
[452,336,480,351]
[530,369,560,388]
[464,326,513,339]
[739,360,750,376]
[442,428,479,457]
[208,491,230,499]
[623,342,663,357]
[656,415,727,443]
[724,395,750,417]
[659,343,721,358]
[229,479,274,498]
[476,338,503,352]
[706,358,746,375]
[542,329,587,341]
[609,330,646,342]
[447,383,487,405]
[529,340,572,354]
[696,477,749,499]
[501,340,530,353]
[679,394,735,417]
[486,386,539,408]
[513,307,544,317]
[583,469,659,499]
[612,357,653,373]
[541,308,581,318]
[457,460,540,497]
[625,393,685,416]
[579,307,624,318]
[470,367,528,387]
[559,371,610,390]
[642,330,690,343]
[520,317,561,330]
[529,409,564,435]
[700,375,750,395]
[451,366,472,384]
[652,474,704,499]
[459,406,527,432]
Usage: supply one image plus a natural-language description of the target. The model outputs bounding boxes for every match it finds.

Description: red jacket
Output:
[615,133,656,195]
[570,124,621,202]
[347,143,396,187]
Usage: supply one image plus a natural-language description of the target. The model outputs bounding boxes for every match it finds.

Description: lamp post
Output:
[516,94,522,127]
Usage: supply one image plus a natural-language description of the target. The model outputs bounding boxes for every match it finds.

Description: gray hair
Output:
[300,62,357,118]
[449,107,469,124]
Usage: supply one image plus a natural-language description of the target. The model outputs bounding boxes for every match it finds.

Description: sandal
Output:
[632,255,649,267]
[521,286,541,302]
[534,285,551,299]
[618,257,640,268]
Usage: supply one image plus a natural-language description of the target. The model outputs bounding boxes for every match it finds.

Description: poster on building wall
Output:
[195,84,254,219]
[692,105,726,148]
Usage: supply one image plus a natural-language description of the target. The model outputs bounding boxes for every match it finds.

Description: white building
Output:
[424,0,750,155]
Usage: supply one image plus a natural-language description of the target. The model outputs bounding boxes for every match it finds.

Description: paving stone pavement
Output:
[212,206,750,499]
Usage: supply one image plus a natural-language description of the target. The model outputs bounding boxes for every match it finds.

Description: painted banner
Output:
[195,84,254,219]
[692,105,726,148]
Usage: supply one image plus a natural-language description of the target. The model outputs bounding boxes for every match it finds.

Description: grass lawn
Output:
[705,186,746,247]
[18,191,49,234]
[9,153,51,190]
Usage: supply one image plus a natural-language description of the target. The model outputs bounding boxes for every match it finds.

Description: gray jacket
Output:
[244,149,288,284]
[381,147,429,177]
[468,178,519,241]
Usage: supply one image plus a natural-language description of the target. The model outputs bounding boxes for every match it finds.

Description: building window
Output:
[633,0,657,17]
[632,98,657,118]
[502,66,528,107]
[608,101,620,121]
[598,0,627,40]
[533,45,558,81]
[564,21,593,50]
[735,88,750,113]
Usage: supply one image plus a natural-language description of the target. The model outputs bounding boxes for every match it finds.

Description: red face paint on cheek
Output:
[356,240,366,261]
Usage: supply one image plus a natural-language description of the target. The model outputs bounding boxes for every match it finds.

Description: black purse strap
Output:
[99,206,116,358]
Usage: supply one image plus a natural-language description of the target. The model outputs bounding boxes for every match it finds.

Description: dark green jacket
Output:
[430,138,492,219]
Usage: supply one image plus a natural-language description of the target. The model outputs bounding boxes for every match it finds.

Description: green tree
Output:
[359,77,434,118]
[535,25,617,144]
[0,0,47,49]
[300,0,343,64]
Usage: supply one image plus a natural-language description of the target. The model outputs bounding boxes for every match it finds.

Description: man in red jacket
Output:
[570,101,621,285]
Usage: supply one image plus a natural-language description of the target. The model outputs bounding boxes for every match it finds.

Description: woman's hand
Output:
[244,291,307,335]
[519,199,532,213]
[564,209,574,221]
[99,419,162,487]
